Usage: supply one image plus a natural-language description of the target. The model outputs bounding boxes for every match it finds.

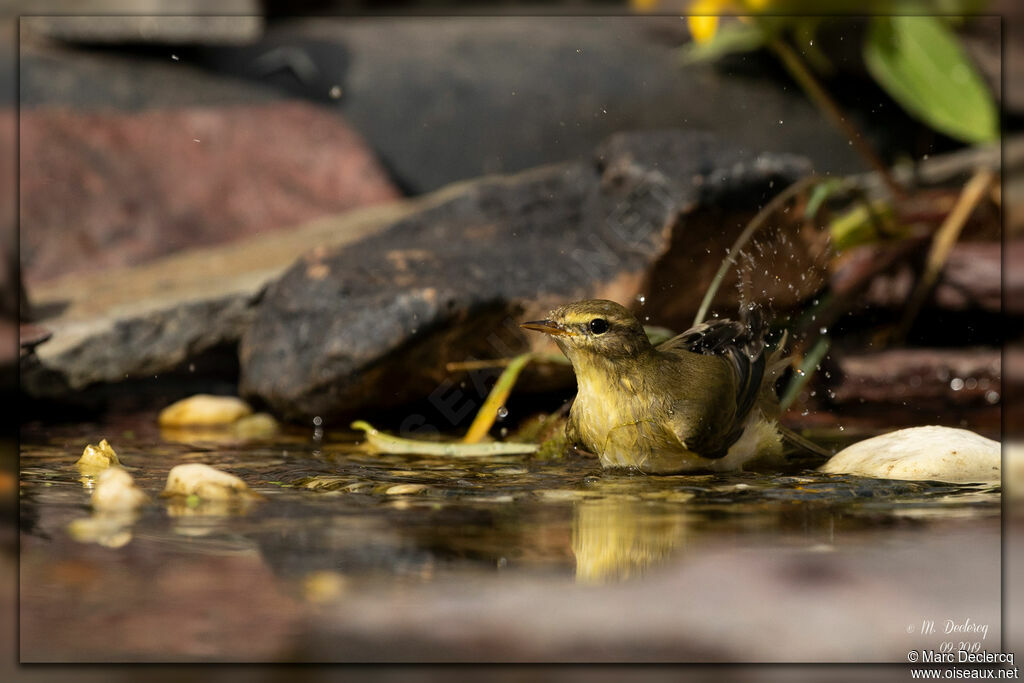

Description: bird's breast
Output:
[571,368,676,469]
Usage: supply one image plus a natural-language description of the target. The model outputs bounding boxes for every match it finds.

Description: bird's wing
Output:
[658,306,769,459]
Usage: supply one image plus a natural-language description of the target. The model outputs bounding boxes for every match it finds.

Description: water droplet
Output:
[985,390,1000,404]
[329,85,342,99]
[636,294,646,304]
[950,378,965,391]
[819,327,828,335]
[497,406,509,420]
[313,416,323,426]
[964,377,978,390]
[838,425,845,431]
[778,119,784,125]
[171,54,180,61]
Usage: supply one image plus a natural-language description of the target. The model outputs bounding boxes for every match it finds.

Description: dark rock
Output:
[858,241,1011,314]
[19,34,280,111]
[190,15,911,194]
[22,11,263,46]
[240,130,812,422]
[20,101,400,285]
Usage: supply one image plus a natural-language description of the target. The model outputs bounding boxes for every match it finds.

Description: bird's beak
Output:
[520,319,569,336]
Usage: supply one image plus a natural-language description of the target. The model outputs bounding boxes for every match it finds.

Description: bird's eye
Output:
[589,318,609,335]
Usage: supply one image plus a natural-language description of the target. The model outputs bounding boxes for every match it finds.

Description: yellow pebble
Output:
[158,394,253,427]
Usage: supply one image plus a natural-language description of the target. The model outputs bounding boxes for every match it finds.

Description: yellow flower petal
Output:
[688,14,720,44]
[631,0,661,11]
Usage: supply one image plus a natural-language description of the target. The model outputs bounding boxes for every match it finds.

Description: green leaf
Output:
[804,178,844,220]
[863,16,997,144]
[827,199,902,251]
[682,22,768,64]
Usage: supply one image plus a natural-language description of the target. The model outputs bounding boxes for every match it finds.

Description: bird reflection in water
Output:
[572,497,692,583]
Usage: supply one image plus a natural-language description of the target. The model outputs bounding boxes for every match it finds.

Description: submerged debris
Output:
[303,571,349,603]
[384,483,429,495]
[75,439,120,474]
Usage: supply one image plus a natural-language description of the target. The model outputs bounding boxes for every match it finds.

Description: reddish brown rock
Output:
[19,102,400,285]
[857,241,1013,315]
[829,348,1001,409]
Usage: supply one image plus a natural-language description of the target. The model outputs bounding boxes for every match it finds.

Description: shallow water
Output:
[18,416,1002,662]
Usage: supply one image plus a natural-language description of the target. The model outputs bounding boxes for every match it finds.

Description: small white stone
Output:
[162,463,251,500]
[819,426,1000,484]
[92,467,148,511]
[1006,442,1024,501]
[232,412,279,438]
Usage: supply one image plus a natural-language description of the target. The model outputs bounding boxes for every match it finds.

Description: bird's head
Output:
[520,299,651,363]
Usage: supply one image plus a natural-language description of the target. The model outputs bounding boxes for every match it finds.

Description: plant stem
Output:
[896,168,995,341]
[769,37,906,199]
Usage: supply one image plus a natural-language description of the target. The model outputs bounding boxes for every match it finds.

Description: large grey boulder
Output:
[191,15,896,194]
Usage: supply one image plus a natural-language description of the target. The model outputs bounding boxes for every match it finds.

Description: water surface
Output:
[19,416,1002,662]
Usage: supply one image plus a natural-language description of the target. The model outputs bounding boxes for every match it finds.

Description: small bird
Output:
[521,299,825,474]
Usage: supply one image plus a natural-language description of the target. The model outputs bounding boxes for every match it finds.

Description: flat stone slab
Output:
[20,200,415,397]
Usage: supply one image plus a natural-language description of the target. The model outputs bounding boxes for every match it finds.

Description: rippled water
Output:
[18,415,1002,662]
